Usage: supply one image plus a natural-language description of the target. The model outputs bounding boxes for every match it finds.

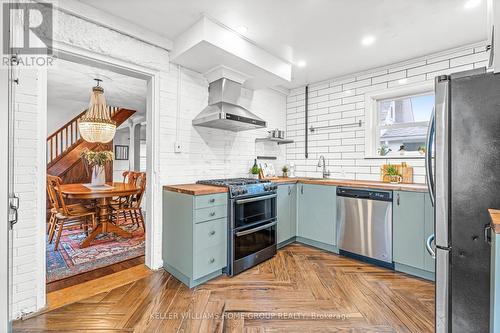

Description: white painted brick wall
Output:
[158,65,287,185]
[286,43,489,183]
[12,68,46,318]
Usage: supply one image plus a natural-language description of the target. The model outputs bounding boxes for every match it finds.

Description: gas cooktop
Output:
[197,178,276,198]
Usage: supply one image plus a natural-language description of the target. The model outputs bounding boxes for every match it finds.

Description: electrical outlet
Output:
[174,142,182,153]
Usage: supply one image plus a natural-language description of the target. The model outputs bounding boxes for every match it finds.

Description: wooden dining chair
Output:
[109,172,146,231]
[46,175,97,251]
[109,171,139,208]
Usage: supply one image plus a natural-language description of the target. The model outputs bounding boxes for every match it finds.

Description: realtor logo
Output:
[3,2,53,55]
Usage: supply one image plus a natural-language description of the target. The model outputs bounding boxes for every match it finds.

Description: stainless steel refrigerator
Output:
[426,68,500,332]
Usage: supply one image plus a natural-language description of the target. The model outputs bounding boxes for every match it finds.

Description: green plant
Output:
[377,144,391,156]
[418,146,426,154]
[80,148,113,167]
[282,165,289,173]
[385,164,400,177]
[250,165,261,175]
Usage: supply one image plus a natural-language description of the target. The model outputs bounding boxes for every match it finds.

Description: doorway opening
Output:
[45,57,149,291]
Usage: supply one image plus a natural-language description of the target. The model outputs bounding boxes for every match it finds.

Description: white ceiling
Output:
[47,58,147,134]
[77,0,488,88]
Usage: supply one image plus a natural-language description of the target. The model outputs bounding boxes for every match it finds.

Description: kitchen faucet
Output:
[317,155,331,178]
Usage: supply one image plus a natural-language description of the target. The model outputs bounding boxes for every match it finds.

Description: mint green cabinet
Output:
[163,191,228,288]
[423,194,435,273]
[277,184,296,245]
[491,233,500,333]
[393,190,434,280]
[297,184,336,247]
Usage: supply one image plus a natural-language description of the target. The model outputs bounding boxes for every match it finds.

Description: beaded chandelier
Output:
[78,79,116,143]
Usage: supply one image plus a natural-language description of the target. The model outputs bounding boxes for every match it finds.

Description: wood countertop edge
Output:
[163,178,428,195]
[489,209,500,234]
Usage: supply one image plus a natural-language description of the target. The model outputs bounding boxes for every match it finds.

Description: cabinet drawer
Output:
[194,218,227,252]
[195,205,227,223]
[193,244,226,279]
[195,193,227,209]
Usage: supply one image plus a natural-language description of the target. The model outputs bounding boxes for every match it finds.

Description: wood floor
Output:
[47,256,145,292]
[14,243,435,332]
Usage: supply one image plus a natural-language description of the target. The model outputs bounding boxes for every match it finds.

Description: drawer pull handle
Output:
[209,258,215,264]
[209,230,216,236]
[209,212,216,217]
[209,198,215,203]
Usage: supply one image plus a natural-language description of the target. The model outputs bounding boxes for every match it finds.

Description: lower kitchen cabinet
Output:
[491,232,500,333]
[393,190,435,280]
[162,190,228,288]
[277,184,296,246]
[297,184,337,250]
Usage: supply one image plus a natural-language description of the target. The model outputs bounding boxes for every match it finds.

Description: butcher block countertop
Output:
[489,209,500,234]
[164,178,428,195]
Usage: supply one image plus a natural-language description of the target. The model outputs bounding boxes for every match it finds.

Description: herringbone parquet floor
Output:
[13,243,435,332]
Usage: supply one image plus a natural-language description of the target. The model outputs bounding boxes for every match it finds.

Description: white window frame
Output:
[364,81,435,158]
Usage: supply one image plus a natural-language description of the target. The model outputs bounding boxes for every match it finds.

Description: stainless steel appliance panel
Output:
[337,190,393,263]
[435,248,450,333]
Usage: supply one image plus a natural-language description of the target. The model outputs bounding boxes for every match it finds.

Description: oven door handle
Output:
[235,194,277,205]
[235,221,277,237]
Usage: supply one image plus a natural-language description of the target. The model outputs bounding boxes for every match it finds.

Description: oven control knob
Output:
[241,188,248,195]
[264,185,270,191]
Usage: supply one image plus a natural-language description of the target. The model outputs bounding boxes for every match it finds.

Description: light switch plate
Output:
[174,142,182,153]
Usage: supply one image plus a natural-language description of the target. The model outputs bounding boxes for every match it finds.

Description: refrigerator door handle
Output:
[484,224,492,245]
[426,234,436,259]
[425,109,435,207]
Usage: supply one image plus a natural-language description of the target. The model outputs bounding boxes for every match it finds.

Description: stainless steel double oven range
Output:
[197,178,278,276]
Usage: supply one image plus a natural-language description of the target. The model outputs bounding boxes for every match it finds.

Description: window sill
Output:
[364,155,425,160]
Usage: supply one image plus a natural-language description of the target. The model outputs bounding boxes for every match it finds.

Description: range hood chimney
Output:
[192,78,267,132]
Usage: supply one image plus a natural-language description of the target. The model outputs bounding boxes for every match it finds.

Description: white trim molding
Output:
[364,80,435,158]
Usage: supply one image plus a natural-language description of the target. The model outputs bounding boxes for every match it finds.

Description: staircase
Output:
[47,107,136,184]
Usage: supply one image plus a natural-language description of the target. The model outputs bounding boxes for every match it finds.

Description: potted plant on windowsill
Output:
[282,165,289,178]
[81,148,114,186]
[385,164,402,184]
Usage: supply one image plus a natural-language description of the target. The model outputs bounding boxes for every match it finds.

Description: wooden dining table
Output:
[58,182,141,248]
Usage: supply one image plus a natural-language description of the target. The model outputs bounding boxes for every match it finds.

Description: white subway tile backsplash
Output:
[287,43,487,184]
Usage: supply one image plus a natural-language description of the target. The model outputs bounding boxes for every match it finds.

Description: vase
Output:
[283,172,288,178]
[91,165,106,186]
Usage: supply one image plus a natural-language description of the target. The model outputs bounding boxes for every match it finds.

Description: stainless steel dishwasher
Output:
[336,187,393,267]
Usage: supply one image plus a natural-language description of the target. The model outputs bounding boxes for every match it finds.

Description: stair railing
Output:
[47,106,119,165]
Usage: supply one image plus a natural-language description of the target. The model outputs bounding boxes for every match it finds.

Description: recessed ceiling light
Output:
[361,35,376,46]
[296,60,307,68]
[464,0,481,9]
[235,25,248,34]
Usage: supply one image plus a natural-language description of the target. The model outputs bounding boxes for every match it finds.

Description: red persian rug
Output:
[46,221,145,283]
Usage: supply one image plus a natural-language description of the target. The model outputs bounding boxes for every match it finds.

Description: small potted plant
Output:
[377,144,391,156]
[418,146,426,155]
[385,164,402,184]
[250,165,261,179]
[282,165,289,178]
[81,148,114,186]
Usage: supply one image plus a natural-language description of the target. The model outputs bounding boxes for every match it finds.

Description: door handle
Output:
[9,193,20,227]
[396,193,400,206]
[288,186,291,196]
[301,185,304,195]
[426,234,436,259]
[425,109,435,207]
[485,224,492,245]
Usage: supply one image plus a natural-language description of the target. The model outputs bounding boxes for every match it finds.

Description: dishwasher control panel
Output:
[337,187,392,202]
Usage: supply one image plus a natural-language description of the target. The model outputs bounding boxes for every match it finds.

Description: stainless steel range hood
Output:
[192,78,267,132]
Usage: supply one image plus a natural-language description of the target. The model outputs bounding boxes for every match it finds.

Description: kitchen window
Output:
[365,82,435,158]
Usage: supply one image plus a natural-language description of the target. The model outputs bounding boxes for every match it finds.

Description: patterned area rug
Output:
[46,221,145,283]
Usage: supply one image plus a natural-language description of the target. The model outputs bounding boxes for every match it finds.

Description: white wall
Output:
[113,128,131,181]
[12,68,47,318]
[286,43,489,183]
[158,65,287,184]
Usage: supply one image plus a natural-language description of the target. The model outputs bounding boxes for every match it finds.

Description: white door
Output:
[0,54,17,333]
